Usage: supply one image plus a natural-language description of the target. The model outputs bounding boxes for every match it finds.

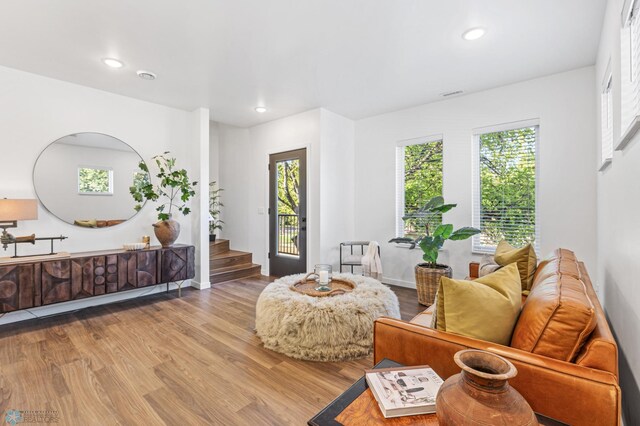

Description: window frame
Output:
[77,165,114,196]
[600,62,614,171]
[471,119,540,254]
[395,134,444,238]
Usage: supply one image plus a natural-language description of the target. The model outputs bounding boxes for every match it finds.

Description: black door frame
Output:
[268,148,307,277]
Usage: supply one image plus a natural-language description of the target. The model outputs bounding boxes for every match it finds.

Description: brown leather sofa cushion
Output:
[511,269,597,362]
[532,248,581,284]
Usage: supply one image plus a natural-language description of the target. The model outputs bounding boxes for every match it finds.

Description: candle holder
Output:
[314,264,332,292]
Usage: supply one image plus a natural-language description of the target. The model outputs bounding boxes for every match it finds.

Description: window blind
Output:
[620,0,640,147]
[601,71,614,168]
[472,122,539,253]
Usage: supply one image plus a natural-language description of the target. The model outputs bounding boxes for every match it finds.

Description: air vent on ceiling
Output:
[441,90,463,97]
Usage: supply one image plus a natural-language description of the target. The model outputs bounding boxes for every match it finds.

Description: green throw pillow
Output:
[436,263,522,346]
[494,240,537,291]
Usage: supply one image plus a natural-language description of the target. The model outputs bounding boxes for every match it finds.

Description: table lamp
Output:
[0,199,38,250]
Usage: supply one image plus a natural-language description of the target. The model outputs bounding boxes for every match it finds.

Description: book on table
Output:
[364,365,444,418]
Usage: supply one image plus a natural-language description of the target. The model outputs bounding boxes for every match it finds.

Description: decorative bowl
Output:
[123,243,146,251]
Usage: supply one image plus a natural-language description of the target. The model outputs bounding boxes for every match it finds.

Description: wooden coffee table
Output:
[308,358,567,426]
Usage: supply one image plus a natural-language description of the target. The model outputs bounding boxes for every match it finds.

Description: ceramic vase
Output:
[153,219,180,248]
[436,349,538,426]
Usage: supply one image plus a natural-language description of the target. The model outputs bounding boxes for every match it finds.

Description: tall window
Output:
[472,122,538,253]
[620,0,640,148]
[396,136,443,237]
[601,67,613,169]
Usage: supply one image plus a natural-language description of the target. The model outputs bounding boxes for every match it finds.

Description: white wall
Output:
[595,0,640,422]
[319,109,355,269]
[354,67,597,287]
[0,65,209,323]
[217,123,251,246]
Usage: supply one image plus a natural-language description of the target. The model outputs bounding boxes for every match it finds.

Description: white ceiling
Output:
[0,0,606,127]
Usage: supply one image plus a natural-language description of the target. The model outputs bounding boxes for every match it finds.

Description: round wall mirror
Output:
[33,132,149,228]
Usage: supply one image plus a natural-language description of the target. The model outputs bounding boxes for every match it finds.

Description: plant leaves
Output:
[449,227,482,240]
[433,224,453,239]
[430,203,457,213]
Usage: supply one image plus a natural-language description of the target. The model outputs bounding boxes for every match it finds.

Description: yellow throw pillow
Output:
[436,263,522,346]
[494,240,537,291]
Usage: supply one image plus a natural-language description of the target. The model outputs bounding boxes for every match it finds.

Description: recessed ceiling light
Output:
[462,27,486,41]
[136,70,157,80]
[102,58,124,68]
[255,106,267,113]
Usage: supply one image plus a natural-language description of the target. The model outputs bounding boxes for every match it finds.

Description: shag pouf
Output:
[255,273,400,361]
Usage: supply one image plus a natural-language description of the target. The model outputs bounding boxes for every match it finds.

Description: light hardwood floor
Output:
[0,276,423,425]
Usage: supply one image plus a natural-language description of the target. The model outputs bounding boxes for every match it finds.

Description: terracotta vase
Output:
[436,350,538,426]
[153,219,180,248]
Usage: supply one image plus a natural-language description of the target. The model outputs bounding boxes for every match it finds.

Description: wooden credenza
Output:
[0,244,195,313]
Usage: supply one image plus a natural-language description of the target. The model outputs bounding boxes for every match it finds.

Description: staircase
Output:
[210,239,261,284]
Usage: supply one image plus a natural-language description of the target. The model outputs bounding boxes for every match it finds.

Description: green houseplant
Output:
[130,152,198,247]
[389,196,480,306]
[209,181,224,242]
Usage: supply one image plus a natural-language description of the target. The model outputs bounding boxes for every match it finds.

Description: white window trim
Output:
[471,119,540,254]
[618,0,640,150]
[395,134,443,238]
[600,61,614,171]
[78,166,114,196]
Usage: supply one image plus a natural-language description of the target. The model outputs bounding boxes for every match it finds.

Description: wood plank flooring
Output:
[0,276,423,426]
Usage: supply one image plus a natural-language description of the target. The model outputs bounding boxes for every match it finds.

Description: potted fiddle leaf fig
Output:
[209,181,224,242]
[389,196,480,306]
[130,152,198,247]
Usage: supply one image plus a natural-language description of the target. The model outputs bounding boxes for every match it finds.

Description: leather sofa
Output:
[374,249,620,425]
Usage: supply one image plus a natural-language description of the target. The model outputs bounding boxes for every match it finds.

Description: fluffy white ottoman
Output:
[255,273,401,361]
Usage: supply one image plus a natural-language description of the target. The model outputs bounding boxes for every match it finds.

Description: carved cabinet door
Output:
[136,251,157,287]
[42,260,71,305]
[0,264,38,313]
[161,247,195,283]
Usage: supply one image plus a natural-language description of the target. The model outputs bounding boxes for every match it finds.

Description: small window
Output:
[473,122,539,253]
[78,166,113,195]
[600,67,614,169]
[396,136,443,238]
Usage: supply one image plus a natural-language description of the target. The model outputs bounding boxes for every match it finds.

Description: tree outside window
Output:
[399,140,443,237]
[475,126,537,250]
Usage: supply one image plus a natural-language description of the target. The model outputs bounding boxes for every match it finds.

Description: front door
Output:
[269,148,307,277]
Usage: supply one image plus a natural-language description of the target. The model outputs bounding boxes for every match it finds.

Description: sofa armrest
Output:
[374,317,621,426]
[469,261,479,279]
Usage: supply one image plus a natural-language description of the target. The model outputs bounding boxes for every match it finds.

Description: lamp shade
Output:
[0,199,38,221]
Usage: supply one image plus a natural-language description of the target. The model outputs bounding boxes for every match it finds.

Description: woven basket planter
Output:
[415,263,452,306]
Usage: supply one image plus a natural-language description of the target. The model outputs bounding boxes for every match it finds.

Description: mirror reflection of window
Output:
[78,166,113,195]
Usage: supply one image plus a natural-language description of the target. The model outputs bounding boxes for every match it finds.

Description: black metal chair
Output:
[339,241,380,274]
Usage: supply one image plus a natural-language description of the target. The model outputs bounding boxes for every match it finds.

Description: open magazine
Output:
[365,365,444,418]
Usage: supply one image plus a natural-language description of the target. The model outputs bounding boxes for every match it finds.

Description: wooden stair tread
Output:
[210,263,261,284]
[211,239,229,245]
[212,249,251,259]
[211,263,260,274]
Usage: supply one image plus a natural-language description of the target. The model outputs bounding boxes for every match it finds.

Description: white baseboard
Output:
[0,281,188,325]
[381,276,416,289]
[190,280,211,290]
